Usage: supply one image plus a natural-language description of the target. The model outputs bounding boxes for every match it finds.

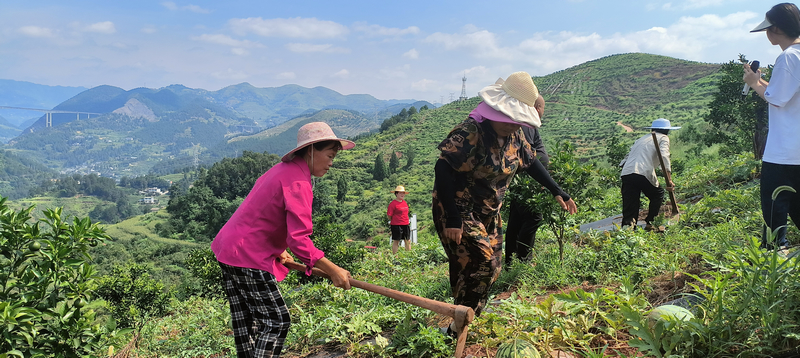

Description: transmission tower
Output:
[191,143,200,169]
[459,74,468,101]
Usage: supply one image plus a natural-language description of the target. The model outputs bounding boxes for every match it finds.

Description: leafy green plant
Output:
[0,198,122,356]
[95,262,171,338]
[181,248,225,299]
[508,141,604,260]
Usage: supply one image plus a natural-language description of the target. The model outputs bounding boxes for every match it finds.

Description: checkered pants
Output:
[219,262,292,358]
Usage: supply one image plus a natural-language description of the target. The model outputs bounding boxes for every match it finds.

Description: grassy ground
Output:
[96,152,799,357]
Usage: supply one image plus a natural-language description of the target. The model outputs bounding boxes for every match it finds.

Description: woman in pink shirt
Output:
[211,122,354,358]
[387,185,411,253]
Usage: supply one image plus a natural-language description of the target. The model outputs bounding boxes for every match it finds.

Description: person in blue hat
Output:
[619,118,680,230]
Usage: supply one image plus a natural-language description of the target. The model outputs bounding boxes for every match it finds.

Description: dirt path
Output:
[616,121,633,132]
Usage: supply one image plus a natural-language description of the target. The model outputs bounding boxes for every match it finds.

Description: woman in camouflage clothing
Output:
[433,72,577,322]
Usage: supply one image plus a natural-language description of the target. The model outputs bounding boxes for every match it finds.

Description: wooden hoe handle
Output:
[284,261,475,358]
[651,132,679,215]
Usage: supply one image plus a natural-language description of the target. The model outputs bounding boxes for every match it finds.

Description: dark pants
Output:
[504,201,543,266]
[219,262,292,358]
[760,162,800,249]
[391,224,410,241]
[621,174,664,227]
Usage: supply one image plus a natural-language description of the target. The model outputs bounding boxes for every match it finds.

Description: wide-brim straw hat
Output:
[644,118,681,130]
[281,122,355,162]
[478,71,541,128]
[392,185,409,193]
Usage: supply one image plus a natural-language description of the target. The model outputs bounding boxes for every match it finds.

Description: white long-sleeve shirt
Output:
[620,132,671,187]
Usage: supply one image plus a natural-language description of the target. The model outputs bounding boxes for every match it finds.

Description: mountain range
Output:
[1,80,432,182]
[0,53,724,199]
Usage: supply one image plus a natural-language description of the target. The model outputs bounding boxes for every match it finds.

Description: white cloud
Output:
[332,69,349,78]
[193,34,262,48]
[428,11,760,76]
[425,29,503,54]
[183,4,211,13]
[212,68,248,80]
[18,26,54,38]
[680,0,724,10]
[141,26,158,34]
[379,65,410,79]
[162,2,210,13]
[229,17,349,39]
[231,48,249,56]
[285,43,349,53]
[85,21,116,34]
[411,79,438,91]
[403,49,419,59]
[277,72,296,80]
[162,1,179,10]
[352,23,420,37]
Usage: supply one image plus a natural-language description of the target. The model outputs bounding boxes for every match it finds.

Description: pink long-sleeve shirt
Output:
[211,155,324,281]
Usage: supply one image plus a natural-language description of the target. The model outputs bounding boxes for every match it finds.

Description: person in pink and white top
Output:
[387,185,411,253]
[211,122,354,358]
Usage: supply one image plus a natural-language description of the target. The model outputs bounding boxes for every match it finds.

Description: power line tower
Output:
[191,142,200,169]
[459,74,468,101]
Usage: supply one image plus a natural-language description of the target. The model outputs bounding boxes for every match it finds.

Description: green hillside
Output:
[219,108,384,158]
[0,149,54,199]
[8,53,800,357]
[317,53,721,238]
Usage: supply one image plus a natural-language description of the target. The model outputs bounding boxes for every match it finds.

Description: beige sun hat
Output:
[478,71,541,128]
[392,185,409,193]
[281,122,355,162]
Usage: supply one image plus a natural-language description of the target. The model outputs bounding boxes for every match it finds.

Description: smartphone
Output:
[742,60,761,95]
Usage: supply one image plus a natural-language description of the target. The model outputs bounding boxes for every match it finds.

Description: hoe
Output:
[285,261,475,358]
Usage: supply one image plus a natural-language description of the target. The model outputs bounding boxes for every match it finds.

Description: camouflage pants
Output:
[434,202,503,316]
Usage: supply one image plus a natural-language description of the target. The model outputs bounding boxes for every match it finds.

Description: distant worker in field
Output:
[744,2,800,249]
[619,118,679,231]
[505,95,550,266]
[433,72,577,324]
[211,122,354,358]
[388,185,412,253]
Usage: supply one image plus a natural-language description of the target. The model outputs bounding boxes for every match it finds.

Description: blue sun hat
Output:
[644,118,681,130]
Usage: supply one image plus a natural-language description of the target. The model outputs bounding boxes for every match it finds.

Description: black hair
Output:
[653,128,670,135]
[294,140,343,158]
[767,3,800,38]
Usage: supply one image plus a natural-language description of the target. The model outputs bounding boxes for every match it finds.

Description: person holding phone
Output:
[744,2,800,250]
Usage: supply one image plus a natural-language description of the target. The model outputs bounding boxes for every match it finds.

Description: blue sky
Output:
[0,0,785,103]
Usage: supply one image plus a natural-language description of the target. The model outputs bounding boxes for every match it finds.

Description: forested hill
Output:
[167,83,422,128]
[318,53,721,236]
[218,109,379,159]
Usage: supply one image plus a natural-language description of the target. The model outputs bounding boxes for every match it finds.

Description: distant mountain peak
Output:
[113,98,156,121]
